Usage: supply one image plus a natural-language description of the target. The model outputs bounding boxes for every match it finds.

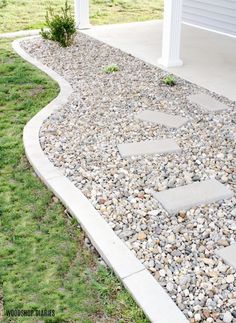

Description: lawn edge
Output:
[12,36,188,323]
[0,29,41,38]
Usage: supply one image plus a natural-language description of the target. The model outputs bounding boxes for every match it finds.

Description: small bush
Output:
[41,1,76,47]
[103,64,119,73]
[163,74,176,86]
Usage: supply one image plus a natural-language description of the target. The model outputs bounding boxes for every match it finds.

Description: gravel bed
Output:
[22,33,236,322]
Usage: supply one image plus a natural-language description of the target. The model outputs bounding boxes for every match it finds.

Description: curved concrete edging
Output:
[0,29,41,39]
[12,37,188,323]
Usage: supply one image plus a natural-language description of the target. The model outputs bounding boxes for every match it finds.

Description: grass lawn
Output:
[0,37,149,322]
[0,0,163,34]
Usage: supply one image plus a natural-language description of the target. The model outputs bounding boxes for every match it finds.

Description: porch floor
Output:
[82,20,236,101]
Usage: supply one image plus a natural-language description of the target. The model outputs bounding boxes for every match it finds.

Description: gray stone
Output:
[135,110,188,128]
[152,179,233,214]
[117,139,181,158]
[188,93,231,112]
[179,275,191,286]
[223,311,233,323]
[216,244,236,270]
[166,282,174,292]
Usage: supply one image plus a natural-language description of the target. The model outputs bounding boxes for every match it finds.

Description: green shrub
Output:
[163,74,176,86]
[41,1,76,47]
[103,64,120,73]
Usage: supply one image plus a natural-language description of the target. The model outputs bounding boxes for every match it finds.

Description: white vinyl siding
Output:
[182,0,236,37]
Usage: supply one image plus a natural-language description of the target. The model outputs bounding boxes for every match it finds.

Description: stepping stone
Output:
[152,179,233,214]
[188,93,230,112]
[117,139,181,158]
[136,110,188,129]
[216,244,236,269]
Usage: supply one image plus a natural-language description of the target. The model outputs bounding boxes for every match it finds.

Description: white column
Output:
[74,0,91,29]
[158,0,183,67]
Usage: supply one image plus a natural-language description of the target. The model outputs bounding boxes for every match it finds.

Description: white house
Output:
[74,0,236,67]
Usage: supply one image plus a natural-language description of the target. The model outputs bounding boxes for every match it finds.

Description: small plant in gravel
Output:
[103,64,120,73]
[41,1,76,47]
[163,74,176,86]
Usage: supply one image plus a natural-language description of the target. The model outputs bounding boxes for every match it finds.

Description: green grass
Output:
[0,0,163,34]
[0,38,149,322]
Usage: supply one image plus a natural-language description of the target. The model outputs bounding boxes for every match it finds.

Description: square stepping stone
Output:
[152,179,233,214]
[216,244,236,269]
[188,93,230,112]
[117,139,181,158]
[136,110,188,128]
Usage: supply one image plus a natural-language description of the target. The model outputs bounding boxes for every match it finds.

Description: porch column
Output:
[158,0,183,67]
[74,0,90,29]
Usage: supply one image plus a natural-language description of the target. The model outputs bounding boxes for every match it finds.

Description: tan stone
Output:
[201,258,214,266]
[217,239,229,247]
[137,231,147,240]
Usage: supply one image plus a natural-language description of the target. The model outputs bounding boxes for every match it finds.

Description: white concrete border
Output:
[12,36,188,323]
[0,29,40,39]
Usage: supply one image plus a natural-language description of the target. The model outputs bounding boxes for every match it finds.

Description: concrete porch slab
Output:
[82,21,236,101]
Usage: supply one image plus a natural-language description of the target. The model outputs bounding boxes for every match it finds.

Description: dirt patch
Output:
[0,289,3,321]
[29,85,45,96]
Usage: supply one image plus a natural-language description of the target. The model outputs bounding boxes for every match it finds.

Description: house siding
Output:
[182,0,236,37]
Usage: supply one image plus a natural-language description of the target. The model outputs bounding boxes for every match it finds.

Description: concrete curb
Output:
[12,36,188,323]
[0,29,41,39]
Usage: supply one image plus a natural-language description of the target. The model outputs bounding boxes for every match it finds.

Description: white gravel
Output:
[22,33,236,322]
